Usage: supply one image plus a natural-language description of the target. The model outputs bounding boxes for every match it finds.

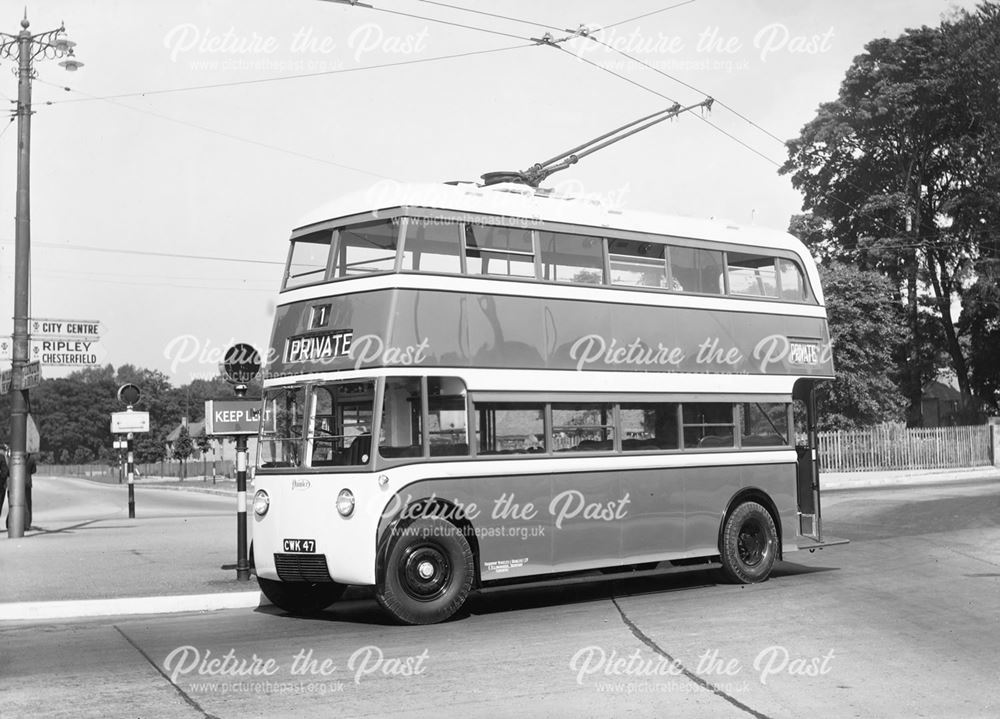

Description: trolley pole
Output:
[126,431,135,519]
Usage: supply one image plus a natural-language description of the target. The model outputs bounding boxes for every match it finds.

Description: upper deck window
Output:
[465,225,536,278]
[285,230,333,290]
[609,239,670,289]
[727,252,778,298]
[539,231,604,285]
[332,220,398,278]
[778,258,807,301]
[401,220,463,274]
[669,246,724,294]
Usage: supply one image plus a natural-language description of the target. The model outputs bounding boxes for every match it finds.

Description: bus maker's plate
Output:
[283,539,316,553]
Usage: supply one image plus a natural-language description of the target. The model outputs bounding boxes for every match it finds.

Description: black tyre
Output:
[376,517,474,625]
[257,577,346,614]
[720,501,778,584]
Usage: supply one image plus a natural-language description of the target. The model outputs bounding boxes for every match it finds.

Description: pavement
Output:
[0,466,997,623]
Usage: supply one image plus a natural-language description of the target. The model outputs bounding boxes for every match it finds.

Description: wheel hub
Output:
[400,545,451,601]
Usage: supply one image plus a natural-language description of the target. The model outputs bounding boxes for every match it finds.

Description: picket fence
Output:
[818,425,992,472]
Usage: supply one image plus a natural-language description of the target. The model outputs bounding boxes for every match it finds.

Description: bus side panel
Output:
[682,465,743,556]
[377,474,554,581]
[549,470,623,574]
[682,462,797,557]
[619,467,687,563]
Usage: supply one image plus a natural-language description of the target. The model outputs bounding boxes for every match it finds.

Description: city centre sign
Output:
[1,317,104,366]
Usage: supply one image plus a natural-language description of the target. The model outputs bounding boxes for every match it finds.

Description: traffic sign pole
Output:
[236,431,250,581]
[127,432,135,519]
[221,343,262,583]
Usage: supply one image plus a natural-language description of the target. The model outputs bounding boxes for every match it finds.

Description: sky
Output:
[0,0,981,386]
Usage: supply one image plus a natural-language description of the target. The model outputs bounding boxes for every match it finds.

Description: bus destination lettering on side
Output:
[284,329,353,364]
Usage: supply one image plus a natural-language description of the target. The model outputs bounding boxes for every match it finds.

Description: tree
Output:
[814,263,908,429]
[781,2,1000,425]
[173,425,194,480]
[196,428,214,480]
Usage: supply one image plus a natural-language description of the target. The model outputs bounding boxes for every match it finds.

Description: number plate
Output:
[282,538,316,553]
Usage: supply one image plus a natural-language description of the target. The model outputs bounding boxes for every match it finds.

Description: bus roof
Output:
[296,181,810,257]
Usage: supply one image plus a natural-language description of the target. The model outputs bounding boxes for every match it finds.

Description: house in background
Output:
[920,380,985,427]
[164,416,260,467]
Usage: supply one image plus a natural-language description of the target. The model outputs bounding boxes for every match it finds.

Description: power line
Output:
[367,4,532,41]
[34,77,401,180]
[549,44,782,167]
[416,0,564,33]
[584,36,786,145]
[40,43,531,105]
[1,237,285,266]
[603,1,701,30]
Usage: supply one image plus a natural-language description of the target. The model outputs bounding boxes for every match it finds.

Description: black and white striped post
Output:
[113,383,146,519]
[126,431,135,518]
[221,343,262,582]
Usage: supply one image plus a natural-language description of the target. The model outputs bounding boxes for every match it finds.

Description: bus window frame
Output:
[285,206,818,306]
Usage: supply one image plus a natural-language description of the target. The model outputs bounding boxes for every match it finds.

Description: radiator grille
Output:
[273,553,333,582]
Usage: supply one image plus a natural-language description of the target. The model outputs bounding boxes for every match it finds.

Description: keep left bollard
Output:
[111,384,148,518]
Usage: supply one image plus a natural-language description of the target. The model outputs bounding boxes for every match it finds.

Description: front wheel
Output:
[376,517,474,625]
[258,577,346,614]
[720,501,778,584]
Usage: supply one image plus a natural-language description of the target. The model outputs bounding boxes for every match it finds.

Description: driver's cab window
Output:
[307,381,374,467]
[258,386,306,468]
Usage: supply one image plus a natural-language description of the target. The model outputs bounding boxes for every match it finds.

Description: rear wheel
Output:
[257,577,346,614]
[377,517,474,625]
[720,501,777,584]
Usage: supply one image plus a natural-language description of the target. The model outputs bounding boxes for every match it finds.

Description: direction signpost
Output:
[212,343,263,582]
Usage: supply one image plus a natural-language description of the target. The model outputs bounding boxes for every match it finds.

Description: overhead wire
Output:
[39,43,532,105]
[34,76,400,180]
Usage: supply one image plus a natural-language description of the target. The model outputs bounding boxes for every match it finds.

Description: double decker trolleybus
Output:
[251,181,842,625]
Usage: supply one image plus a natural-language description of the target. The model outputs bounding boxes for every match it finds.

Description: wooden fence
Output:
[818,425,993,472]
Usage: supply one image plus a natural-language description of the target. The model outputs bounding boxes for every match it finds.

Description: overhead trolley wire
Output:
[39,43,532,105]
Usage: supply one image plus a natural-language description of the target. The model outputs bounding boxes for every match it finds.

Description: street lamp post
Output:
[1,15,82,538]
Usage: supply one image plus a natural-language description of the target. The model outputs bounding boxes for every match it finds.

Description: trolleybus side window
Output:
[285,230,333,290]
[465,225,536,278]
[259,385,307,468]
[668,246,724,295]
[682,402,735,448]
[620,402,681,451]
[551,403,614,451]
[727,252,779,298]
[332,220,399,278]
[538,231,604,285]
[428,377,469,457]
[401,220,463,274]
[476,402,545,455]
[740,402,790,447]
[778,258,808,301]
[379,377,423,460]
[608,239,669,289]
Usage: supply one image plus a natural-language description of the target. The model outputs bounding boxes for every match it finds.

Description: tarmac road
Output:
[1,476,999,718]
